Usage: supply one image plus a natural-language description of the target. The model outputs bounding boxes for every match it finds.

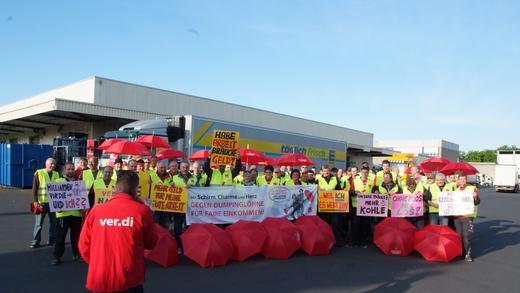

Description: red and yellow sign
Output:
[150,184,188,213]
[318,190,349,213]
[94,188,114,205]
[210,130,240,166]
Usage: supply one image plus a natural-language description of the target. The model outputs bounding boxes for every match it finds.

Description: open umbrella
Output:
[144,224,179,267]
[374,218,416,257]
[440,162,479,175]
[420,158,452,173]
[294,216,335,256]
[104,141,151,156]
[414,225,462,263]
[225,220,268,261]
[238,148,269,165]
[261,217,301,259]
[276,153,315,167]
[181,224,234,268]
[97,139,124,150]
[189,149,210,161]
[257,157,278,166]
[136,135,170,149]
[156,148,186,159]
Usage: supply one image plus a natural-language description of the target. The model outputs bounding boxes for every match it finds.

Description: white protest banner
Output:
[186,185,318,224]
[47,181,89,212]
[356,193,388,217]
[391,194,424,218]
[438,190,475,216]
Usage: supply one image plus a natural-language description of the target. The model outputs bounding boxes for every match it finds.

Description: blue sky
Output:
[1,0,519,151]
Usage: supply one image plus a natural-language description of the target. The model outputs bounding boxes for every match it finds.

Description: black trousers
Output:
[350,208,370,245]
[53,216,82,259]
[173,213,185,248]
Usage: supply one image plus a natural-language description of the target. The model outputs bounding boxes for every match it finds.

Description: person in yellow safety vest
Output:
[171,161,196,254]
[203,151,242,186]
[89,166,116,208]
[30,158,60,249]
[316,165,346,246]
[423,173,435,190]
[376,160,399,186]
[256,165,282,186]
[144,159,151,173]
[81,157,103,190]
[360,161,376,183]
[445,173,459,190]
[235,170,256,187]
[401,176,425,229]
[351,166,375,248]
[423,173,451,226]
[279,166,291,185]
[300,170,311,185]
[52,163,84,265]
[149,156,158,172]
[190,161,208,187]
[375,172,402,219]
[391,166,403,186]
[150,162,174,229]
[112,158,124,181]
[446,171,480,262]
[131,159,151,199]
[284,169,308,186]
[233,166,246,185]
[167,160,179,178]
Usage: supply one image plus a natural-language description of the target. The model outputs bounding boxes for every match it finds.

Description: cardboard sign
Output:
[150,184,188,213]
[94,188,114,205]
[318,190,349,213]
[47,181,89,212]
[391,194,424,218]
[438,190,475,216]
[356,193,388,217]
[210,130,240,166]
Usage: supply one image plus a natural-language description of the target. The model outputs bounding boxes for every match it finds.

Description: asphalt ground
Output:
[0,187,519,293]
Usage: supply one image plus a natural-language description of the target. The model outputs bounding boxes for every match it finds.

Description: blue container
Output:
[0,144,54,188]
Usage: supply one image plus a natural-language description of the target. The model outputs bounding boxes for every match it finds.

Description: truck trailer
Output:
[108,115,348,168]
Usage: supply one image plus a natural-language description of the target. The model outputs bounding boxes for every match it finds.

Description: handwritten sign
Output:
[150,184,188,213]
[47,181,89,212]
[94,188,114,205]
[210,130,240,167]
[318,190,349,213]
[357,193,388,217]
[391,194,423,218]
[438,190,474,216]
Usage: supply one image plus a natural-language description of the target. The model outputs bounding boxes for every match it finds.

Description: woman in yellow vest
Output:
[284,169,307,186]
[375,172,401,220]
[235,170,256,187]
[352,166,375,248]
[402,177,425,228]
[256,165,282,186]
[31,158,60,248]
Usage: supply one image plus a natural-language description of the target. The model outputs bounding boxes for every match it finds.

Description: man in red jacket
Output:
[79,170,158,293]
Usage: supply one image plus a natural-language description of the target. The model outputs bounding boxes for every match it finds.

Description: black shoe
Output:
[51,258,61,266]
[30,243,40,249]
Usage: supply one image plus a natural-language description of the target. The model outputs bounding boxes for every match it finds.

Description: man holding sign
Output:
[204,130,242,186]
[52,163,85,266]
[89,166,116,208]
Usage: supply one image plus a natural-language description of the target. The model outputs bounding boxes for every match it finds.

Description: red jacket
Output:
[79,193,158,292]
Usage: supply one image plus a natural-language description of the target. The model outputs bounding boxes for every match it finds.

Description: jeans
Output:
[454,217,474,256]
[429,213,449,226]
[54,216,82,259]
[32,203,56,245]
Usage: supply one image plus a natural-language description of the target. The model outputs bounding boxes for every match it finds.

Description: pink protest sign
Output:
[391,193,423,218]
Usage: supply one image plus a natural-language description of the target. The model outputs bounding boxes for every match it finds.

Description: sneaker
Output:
[465,254,473,262]
[51,258,61,266]
[30,243,40,249]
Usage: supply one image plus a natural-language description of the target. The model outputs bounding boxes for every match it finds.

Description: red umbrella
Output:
[276,153,315,167]
[144,224,179,267]
[238,148,268,165]
[104,141,151,156]
[440,162,479,175]
[181,224,234,268]
[414,225,462,263]
[261,217,301,259]
[420,158,452,173]
[294,216,335,256]
[374,218,416,257]
[257,157,278,166]
[156,148,186,159]
[97,139,124,150]
[189,149,210,161]
[136,135,170,149]
[225,220,268,262]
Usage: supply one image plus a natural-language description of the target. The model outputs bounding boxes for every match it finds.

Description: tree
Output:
[497,145,518,150]
[460,150,496,162]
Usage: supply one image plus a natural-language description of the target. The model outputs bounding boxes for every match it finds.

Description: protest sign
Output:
[47,181,89,212]
[94,188,114,205]
[356,193,388,217]
[318,190,349,213]
[438,190,475,216]
[150,184,188,213]
[186,185,318,224]
[391,194,424,218]
[210,130,240,167]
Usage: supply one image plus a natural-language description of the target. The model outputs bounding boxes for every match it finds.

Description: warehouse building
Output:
[0,76,393,166]
[373,139,460,163]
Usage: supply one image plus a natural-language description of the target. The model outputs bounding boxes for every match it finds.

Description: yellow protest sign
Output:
[318,190,349,213]
[210,130,240,167]
[94,188,114,205]
[137,171,151,199]
[150,183,188,213]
